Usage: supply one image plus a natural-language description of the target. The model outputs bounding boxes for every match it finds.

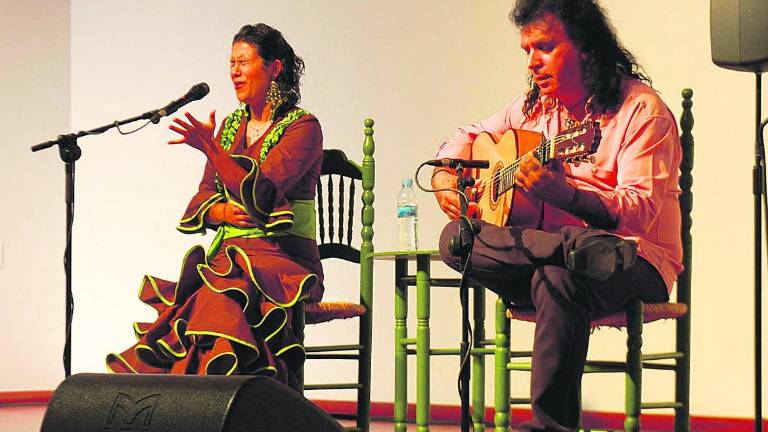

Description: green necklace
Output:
[219,104,247,152]
[215,105,308,195]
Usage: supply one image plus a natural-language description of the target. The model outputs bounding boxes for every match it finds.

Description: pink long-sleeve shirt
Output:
[436,80,683,292]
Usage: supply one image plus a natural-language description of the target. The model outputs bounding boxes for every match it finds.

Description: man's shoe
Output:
[565,235,637,281]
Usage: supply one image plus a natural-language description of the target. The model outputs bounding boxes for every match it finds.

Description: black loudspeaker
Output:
[710,0,768,72]
[40,373,345,432]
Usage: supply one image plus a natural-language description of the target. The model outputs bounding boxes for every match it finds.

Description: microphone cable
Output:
[115,119,153,135]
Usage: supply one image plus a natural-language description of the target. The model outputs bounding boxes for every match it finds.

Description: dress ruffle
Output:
[107,239,316,380]
[177,193,225,234]
[234,155,295,230]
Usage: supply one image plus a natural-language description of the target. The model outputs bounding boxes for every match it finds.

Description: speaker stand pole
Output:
[754,71,764,432]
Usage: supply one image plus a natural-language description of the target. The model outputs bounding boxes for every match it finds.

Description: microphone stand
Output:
[754,72,765,432]
[31,110,158,377]
[452,163,475,432]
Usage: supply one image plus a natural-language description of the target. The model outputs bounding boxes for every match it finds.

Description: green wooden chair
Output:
[493,89,694,432]
[292,118,376,432]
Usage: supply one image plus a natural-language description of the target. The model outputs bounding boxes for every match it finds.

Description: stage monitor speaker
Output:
[710,0,768,72]
[40,373,345,432]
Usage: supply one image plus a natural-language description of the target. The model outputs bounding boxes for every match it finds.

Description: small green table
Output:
[370,250,496,432]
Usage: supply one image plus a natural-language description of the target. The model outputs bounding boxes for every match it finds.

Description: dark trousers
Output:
[439,220,668,432]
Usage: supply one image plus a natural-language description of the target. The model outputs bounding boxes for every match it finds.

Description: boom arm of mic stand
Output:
[31,110,156,153]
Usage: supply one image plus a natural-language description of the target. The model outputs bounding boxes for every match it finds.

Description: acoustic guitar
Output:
[470,121,601,227]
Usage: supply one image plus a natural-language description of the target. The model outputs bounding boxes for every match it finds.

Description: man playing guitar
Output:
[432,1,683,430]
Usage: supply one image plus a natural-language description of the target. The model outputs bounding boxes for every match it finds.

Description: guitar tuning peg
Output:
[588,156,596,164]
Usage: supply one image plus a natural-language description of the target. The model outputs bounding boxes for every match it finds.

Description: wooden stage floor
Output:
[0,404,480,432]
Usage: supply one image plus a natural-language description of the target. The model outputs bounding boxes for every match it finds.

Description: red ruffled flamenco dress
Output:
[107,108,324,389]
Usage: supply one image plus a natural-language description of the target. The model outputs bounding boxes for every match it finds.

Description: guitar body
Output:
[471,129,543,227]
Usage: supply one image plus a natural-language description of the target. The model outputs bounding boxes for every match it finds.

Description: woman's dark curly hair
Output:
[510,0,651,116]
[233,23,305,118]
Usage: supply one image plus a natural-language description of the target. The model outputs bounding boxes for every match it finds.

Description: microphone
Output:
[149,82,210,123]
[425,158,490,169]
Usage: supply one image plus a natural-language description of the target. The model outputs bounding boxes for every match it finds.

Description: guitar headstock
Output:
[545,121,601,165]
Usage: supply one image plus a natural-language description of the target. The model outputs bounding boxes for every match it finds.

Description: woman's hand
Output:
[206,202,259,227]
[168,111,217,154]
[514,152,575,207]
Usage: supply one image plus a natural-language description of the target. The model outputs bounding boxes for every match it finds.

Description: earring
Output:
[266,81,283,109]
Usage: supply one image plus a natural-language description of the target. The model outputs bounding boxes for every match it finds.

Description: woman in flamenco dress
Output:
[107,23,324,390]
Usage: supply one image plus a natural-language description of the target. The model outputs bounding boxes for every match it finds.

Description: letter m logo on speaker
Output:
[104,392,161,431]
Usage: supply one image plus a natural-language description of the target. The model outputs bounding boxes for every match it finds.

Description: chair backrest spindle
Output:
[347,181,356,246]
[338,176,346,244]
[317,181,326,243]
[327,175,335,244]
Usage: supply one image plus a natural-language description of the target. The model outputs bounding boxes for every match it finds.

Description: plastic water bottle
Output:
[397,178,418,250]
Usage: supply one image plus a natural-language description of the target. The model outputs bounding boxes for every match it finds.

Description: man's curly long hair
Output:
[510,0,651,117]
[233,23,305,118]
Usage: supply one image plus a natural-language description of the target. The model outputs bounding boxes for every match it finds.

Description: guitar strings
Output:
[473,136,555,206]
[472,133,585,208]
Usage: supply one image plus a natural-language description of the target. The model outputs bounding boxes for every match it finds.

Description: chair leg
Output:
[357,310,373,432]
[494,298,511,431]
[675,312,691,432]
[624,300,643,432]
[394,258,408,432]
[293,301,306,392]
[472,287,487,432]
[357,255,374,432]
[415,254,431,432]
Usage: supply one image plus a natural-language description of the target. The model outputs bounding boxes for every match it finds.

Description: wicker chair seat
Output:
[508,302,688,329]
[305,301,367,325]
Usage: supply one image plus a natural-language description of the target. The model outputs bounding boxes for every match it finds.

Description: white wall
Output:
[3,0,768,421]
[0,0,69,391]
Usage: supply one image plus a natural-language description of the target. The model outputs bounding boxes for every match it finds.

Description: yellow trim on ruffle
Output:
[156,318,189,358]
[275,343,305,358]
[205,351,238,376]
[250,365,278,376]
[132,322,147,339]
[142,275,174,307]
[236,155,270,217]
[177,193,225,232]
[138,246,207,308]
[136,344,169,366]
[105,353,138,373]
[249,306,288,343]
[234,245,317,308]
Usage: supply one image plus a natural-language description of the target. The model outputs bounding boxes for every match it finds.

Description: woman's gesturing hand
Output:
[168,111,217,153]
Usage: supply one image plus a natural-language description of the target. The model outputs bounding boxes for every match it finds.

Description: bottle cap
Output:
[402,178,413,187]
